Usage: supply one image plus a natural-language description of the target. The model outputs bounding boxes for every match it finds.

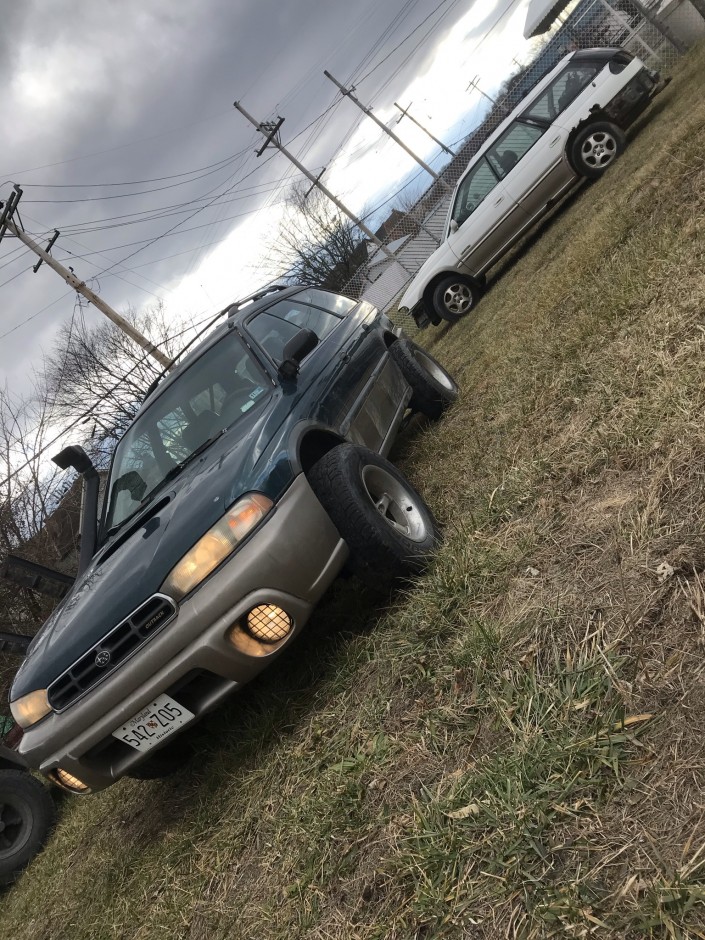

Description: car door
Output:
[244,293,393,450]
[497,63,601,220]
[445,157,522,275]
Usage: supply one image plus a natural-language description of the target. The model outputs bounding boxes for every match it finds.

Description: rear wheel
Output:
[0,770,55,885]
[389,339,458,419]
[431,274,480,322]
[309,444,439,590]
[570,121,625,179]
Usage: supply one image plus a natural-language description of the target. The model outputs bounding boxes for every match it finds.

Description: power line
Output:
[56,161,305,235]
[95,152,277,277]
[357,0,460,88]
[33,200,289,265]
[18,149,248,190]
[0,263,34,292]
[20,150,252,204]
[65,201,288,277]
[0,107,236,180]
[0,242,31,272]
[0,298,247,491]
[1,204,172,368]
[0,290,74,341]
[0,160,287,342]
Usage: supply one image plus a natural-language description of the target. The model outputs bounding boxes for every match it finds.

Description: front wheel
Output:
[389,339,458,419]
[570,121,625,179]
[309,445,440,590]
[431,274,480,322]
[0,770,55,886]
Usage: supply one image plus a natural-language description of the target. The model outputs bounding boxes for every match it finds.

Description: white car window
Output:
[451,159,499,227]
[486,122,545,180]
[523,65,600,124]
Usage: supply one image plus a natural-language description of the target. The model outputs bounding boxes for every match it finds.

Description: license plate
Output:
[112,694,194,753]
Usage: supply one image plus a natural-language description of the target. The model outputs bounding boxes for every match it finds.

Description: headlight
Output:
[161,493,273,600]
[10,689,51,729]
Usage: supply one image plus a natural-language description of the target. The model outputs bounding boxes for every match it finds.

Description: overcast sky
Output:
[0,0,536,394]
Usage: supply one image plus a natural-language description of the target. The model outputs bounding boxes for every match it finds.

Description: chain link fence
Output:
[340,0,704,329]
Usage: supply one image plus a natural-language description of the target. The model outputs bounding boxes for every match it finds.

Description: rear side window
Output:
[247,300,342,364]
[522,64,600,124]
[291,288,357,315]
[486,122,545,179]
[451,159,499,227]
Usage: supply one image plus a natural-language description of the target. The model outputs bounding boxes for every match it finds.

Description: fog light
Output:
[246,605,292,643]
[53,768,91,793]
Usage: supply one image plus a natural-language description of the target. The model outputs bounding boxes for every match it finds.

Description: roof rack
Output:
[223,283,289,319]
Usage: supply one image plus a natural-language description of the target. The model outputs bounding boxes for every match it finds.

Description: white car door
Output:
[496,63,602,220]
[446,158,522,276]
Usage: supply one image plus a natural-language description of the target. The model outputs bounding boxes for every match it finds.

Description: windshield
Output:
[103,332,269,533]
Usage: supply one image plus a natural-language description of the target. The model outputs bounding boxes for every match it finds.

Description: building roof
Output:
[524,0,573,38]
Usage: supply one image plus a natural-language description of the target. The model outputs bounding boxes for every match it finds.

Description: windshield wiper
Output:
[104,430,225,539]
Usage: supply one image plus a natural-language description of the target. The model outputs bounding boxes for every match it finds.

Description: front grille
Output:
[48,595,177,711]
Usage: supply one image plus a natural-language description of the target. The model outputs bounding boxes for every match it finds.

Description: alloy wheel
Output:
[361,465,428,542]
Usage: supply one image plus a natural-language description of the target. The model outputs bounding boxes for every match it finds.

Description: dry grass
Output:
[3,42,705,940]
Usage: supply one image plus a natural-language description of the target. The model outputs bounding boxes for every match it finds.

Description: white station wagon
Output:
[400,47,665,327]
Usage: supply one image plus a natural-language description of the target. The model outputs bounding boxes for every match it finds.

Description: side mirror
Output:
[449,219,459,234]
[278,329,318,379]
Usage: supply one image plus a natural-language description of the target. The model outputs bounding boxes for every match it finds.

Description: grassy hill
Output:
[3,42,705,939]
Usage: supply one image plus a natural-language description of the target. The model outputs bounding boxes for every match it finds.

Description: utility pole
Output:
[323,71,453,194]
[394,102,456,157]
[0,186,172,369]
[233,103,413,269]
[466,75,496,107]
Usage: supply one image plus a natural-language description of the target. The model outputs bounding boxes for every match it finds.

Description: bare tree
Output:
[0,302,200,706]
[271,183,368,293]
[0,386,66,551]
[0,382,75,703]
[40,301,180,466]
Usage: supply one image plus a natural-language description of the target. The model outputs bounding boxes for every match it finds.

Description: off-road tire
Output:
[389,339,458,419]
[0,769,55,885]
[309,444,439,590]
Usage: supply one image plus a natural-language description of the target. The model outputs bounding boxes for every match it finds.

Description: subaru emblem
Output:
[95,649,111,668]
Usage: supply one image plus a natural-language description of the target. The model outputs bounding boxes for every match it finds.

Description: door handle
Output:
[493,195,504,206]
[339,351,352,363]
[549,136,561,147]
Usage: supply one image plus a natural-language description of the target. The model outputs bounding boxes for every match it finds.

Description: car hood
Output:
[399,240,459,309]
[11,407,291,699]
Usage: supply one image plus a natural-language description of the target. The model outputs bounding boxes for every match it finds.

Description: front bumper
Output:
[15,474,348,792]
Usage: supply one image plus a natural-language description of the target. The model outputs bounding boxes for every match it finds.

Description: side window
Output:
[451,159,499,227]
[486,122,545,179]
[522,65,600,124]
[247,313,301,363]
[248,301,343,363]
[290,288,357,315]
